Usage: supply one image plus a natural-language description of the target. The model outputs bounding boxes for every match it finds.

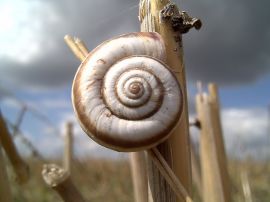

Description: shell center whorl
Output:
[129,82,142,95]
[121,75,150,102]
[103,58,164,120]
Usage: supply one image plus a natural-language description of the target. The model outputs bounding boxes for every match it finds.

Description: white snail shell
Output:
[72,32,183,152]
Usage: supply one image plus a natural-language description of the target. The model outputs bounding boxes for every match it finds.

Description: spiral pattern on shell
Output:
[72,32,183,151]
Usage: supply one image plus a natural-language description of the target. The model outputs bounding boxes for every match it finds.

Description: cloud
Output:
[221,108,269,157]
[0,0,270,90]
[222,108,267,141]
[183,0,270,85]
[221,108,269,158]
[0,97,21,109]
[0,85,16,99]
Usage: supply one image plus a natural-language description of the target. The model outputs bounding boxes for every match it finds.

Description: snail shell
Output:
[72,32,183,152]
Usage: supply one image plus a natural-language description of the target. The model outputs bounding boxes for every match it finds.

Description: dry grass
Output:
[229,159,270,202]
[5,157,270,202]
[8,158,133,202]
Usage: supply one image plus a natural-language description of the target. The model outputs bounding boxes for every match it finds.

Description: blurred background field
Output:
[3,156,270,202]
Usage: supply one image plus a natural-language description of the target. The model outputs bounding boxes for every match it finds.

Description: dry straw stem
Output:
[74,37,89,57]
[208,83,232,202]
[63,122,73,174]
[64,35,88,61]
[140,0,192,201]
[190,143,202,198]
[0,145,13,202]
[196,92,225,202]
[147,148,193,202]
[196,83,231,202]
[42,164,86,202]
[129,152,148,202]
[0,112,29,184]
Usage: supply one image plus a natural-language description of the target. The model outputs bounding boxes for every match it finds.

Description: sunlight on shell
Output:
[72,32,183,151]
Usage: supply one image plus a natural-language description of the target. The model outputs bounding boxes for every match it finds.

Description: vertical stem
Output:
[197,85,232,202]
[0,112,29,184]
[63,122,73,174]
[208,83,232,202]
[140,1,192,201]
[0,146,13,202]
[196,94,224,202]
[190,144,202,198]
[129,152,148,202]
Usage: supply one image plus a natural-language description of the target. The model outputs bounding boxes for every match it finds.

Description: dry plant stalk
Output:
[147,148,193,202]
[64,35,88,61]
[129,152,148,202]
[0,145,13,202]
[208,83,232,202]
[196,93,224,202]
[74,37,89,57]
[0,112,29,184]
[190,144,202,198]
[196,84,231,202]
[42,164,86,202]
[63,122,73,174]
[139,0,193,201]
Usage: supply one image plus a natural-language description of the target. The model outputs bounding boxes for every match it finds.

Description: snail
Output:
[72,32,183,152]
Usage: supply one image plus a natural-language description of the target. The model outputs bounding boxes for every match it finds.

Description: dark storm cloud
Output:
[0,85,11,99]
[1,0,270,88]
[183,0,270,85]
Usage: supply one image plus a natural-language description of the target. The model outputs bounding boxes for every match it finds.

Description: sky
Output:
[0,0,269,159]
